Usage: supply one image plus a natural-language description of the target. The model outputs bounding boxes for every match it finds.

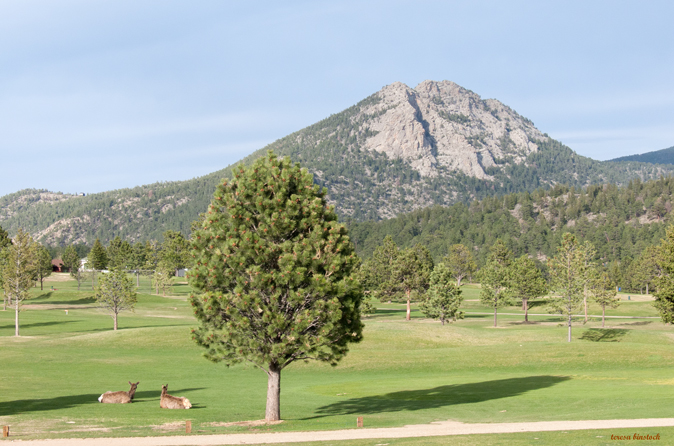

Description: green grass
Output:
[248,427,674,445]
[1,275,673,441]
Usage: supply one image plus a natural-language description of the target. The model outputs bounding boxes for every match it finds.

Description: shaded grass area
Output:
[312,376,571,417]
[1,277,674,441]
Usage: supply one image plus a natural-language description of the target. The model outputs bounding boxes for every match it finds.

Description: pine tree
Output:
[420,263,464,325]
[444,244,476,286]
[0,225,10,250]
[0,225,12,310]
[107,237,133,270]
[34,245,52,291]
[94,269,137,330]
[580,241,597,323]
[188,151,363,422]
[152,262,174,296]
[479,239,513,327]
[390,245,433,320]
[654,225,674,323]
[89,238,108,270]
[159,230,190,273]
[636,245,662,295]
[509,255,547,323]
[548,233,586,342]
[2,229,37,336]
[589,271,619,327]
[358,235,398,301]
[62,245,84,291]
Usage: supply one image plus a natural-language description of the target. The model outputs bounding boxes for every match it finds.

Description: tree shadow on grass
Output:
[366,309,406,319]
[307,375,570,418]
[527,300,549,310]
[0,389,206,416]
[620,321,652,326]
[0,320,76,330]
[30,295,96,306]
[579,328,628,342]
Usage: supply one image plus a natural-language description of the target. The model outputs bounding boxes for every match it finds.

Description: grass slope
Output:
[0,276,672,442]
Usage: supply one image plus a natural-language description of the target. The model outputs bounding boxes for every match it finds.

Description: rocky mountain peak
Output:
[359,80,548,179]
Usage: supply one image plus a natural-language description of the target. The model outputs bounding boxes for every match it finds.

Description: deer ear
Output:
[129,381,132,385]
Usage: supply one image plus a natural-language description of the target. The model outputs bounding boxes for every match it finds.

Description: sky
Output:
[1,0,673,197]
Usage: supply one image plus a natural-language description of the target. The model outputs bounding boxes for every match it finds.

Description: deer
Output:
[160,384,192,409]
[98,381,139,404]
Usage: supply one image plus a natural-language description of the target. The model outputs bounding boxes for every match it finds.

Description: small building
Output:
[52,259,65,272]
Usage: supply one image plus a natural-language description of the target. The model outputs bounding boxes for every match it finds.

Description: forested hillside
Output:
[349,176,674,292]
[2,80,673,246]
[610,146,674,165]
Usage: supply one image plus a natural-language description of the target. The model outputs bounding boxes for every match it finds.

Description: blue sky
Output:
[1,0,673,197]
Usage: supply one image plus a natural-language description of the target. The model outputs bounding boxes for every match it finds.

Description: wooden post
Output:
[3,426,9,437]
[185,420,192,434]
[356,417,363,428]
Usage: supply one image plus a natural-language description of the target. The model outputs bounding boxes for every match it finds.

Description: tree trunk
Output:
[583,285,587,323]
[265,364,281,421]
[567,313,572,343]
[602,304,606,328]
[493,304,497,327]
[406,290,411,321]
[114,313,118,331]
[441,319,445,326]
[40,276,43,291]
[15,299,20,337]
[457,276,462,287]
[646,283,649,295]
[523,298,529,322]
[137,272,140,287]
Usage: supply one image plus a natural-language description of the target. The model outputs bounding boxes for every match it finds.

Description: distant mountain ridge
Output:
[2,80,673,246]
[610,146,674,165]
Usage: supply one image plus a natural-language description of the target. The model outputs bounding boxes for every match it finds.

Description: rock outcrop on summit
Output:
[362,81,547,179]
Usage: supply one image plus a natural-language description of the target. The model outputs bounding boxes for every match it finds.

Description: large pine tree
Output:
[654,225,674,323]
[188,151,363,421]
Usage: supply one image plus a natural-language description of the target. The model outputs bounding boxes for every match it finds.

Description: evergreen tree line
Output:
[349,176,674,293]
[358,234,621,338]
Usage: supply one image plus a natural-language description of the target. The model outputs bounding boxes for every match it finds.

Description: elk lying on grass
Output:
[98,381,139,404]
[160,384,192,409]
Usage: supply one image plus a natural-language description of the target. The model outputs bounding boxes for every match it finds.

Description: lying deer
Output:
[160,384,192,409]
[98,381,139,404]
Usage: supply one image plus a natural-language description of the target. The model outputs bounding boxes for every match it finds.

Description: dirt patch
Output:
[151,422,185,432]
[205,420,284,427]
[44,274,75,283]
